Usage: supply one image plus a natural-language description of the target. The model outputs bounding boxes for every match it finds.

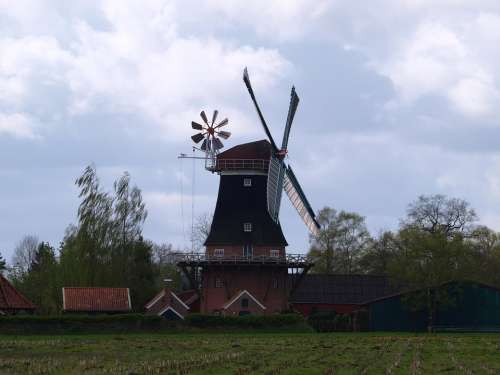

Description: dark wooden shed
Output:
[365,281,500,332]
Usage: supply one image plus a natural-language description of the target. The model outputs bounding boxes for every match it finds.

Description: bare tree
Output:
[404,194,477,237]
[152,243,177,265]
[190,213,212,251]
[12,235,39,275]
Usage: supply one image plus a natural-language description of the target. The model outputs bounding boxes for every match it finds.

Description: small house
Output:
[0,274,36,315]
[144,287,190,320]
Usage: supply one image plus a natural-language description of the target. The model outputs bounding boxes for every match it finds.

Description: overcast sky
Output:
[2,0,500,261]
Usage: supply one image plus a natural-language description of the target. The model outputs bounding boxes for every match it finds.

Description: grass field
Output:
[0,333,499,375]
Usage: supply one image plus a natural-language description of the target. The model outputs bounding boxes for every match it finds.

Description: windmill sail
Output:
[281,87,299,150]
[243,67,319,234]
[267,155,285,223]
[284,165,320,236]
[243,68,279,152]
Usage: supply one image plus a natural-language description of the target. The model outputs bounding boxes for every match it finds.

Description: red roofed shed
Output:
[62,287,131,314]
[0,274,36,315]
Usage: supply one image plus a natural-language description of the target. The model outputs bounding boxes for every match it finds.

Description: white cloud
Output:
[0,35,71,106]
[205,0,333,41]
[448,77,500,117]
[0,112,37,139]
[0,0,291,141]
[304,2,500,120]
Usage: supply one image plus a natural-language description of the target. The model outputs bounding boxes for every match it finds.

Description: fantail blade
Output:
[214,118,229,129]
[212,110,218,126]
[191,133,205,143]
[217,130,231,139]
[200,111,209,125]
[191,121,203,130]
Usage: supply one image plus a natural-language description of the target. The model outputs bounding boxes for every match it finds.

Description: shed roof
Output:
[0,274,36,310]
[290,274,400,305]
[362,279,500,305]
[62,287,131,312]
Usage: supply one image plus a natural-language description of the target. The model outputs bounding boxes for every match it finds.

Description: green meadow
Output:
[0,333,499,374]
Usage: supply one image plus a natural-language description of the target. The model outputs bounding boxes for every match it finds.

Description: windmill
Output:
[190,110,231,170]
[176,68,319,315]
[243,68,320,236]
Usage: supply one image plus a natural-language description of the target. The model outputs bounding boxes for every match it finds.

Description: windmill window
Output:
[270,249,280,258]
[213,248,224,257]
[243,178,252,187]
[243,244,253,257]
[241,298,249,308]
[243,223,252,232]
[215,277,223,288]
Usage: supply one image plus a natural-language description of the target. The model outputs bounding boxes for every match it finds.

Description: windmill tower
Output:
[177,68,320,315]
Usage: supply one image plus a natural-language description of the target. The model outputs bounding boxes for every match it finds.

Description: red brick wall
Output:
[201,266,288,315]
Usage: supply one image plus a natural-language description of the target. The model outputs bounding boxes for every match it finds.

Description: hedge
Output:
[0,313,310,334]
[0,314,175,334]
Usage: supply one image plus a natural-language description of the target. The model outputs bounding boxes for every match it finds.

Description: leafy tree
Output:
[59,165,155,309]
[0,251,6,274]
[127,239,156,311]
[358,231,398,275]
[390,194,477,330]
[111,172,147,283]
[28,242,61,314]
[74,165,114,285]
[308,207,371,274]
[152,243,183,291]
[11,242,61,314]
[465,226,500,287]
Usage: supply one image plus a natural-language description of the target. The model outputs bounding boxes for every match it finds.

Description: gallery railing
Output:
[209,159,270,172]
[174,252,310,265]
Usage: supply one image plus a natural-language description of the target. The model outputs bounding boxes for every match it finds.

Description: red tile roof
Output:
[177,289,199,305]
[63,287,131,312]
[0,274,36,310]
[144,288,189,317]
